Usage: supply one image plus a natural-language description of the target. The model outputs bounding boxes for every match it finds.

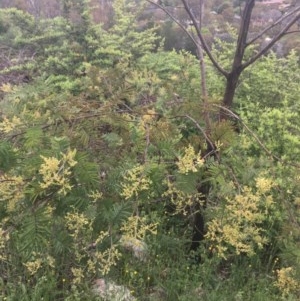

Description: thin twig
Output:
[246,6,300,46]
[145,0,199,47]
[180,0,228,77]
[242,10,300,70]
[185,114,215,153]
[212,104,300,168]
[144,123,150,162]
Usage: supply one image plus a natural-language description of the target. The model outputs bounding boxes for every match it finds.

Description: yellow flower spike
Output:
[121,165,152,200]
[275,267,300,296]
[71,267,84,285]
[40,156,60,174]
[88,190,103,202]
[206,176,275,258]
[62,148,77,167]
[24,258,43,275]
[0,83,13,93]
[46,255,55,268]
[256,177,273,193]
[0,116,22,133]
[39,149,77,195]
[142,109,156,123]
[120,215,157,241]
[0,175,24,212]
[163,179,202,216]
[176,144,204,174]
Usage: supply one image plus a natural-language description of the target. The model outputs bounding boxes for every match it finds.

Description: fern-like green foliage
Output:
[73,152,99,189]
[101,201,132,229]
[17,207,52,260]
[0,141,17,171]
[24,127,44,151]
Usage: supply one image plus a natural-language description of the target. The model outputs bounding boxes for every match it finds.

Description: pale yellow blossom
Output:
[0,228,9,260]
[65,211,90,240]
[0,116,22,133]
[24,258,43,275]
[206,179,274,259]
[120,215,157,240]
[47,255,55,268]
[39,149,77,195]
[0,175,24,212]
[141,109,156,123]
[71,267,84,284]
[275,267,300,296]
[0,83,13,93]
[163,179,202,215]
[121,165,152,200]
[88,190,103,202]
[62,148,77,167]
[256,177,273,193]
[94,247,122,275]
[177,144,204,174]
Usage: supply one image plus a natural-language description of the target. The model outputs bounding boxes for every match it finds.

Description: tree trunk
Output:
[220,70,241,120]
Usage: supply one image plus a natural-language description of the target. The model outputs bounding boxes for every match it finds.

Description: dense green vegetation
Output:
[0,0,299,300]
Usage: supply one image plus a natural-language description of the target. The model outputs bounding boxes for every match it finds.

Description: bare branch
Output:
[145,0,199,47]
[144,123,150,162]
[212,104,300,168]
[180,0,228,77]
[242,10,300,70]
[232,0,255,70]
[281,30,300,36]
[213,104,278,157]
[246,6,300,46]
[197,0,208,99]
[185,114,215,153]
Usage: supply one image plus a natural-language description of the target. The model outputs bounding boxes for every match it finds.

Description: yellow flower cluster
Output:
[141,109,156,124]
[206,182,274,259]
[92,247,122,276]
[39,148,77,195]
[0,175,24,212]
[23,254,56,276]
[0,228,9,260]
[176,144,204,174]
[71,267,84,285]
[120,216,157,261]
[61,149,77,167]
[0,83,13,93]
[88,190,103,203]
[255,177,274,193]
[163,180,202,216]
[0,116,22,133]
[65,211,90,240]
[24,258,43,275]
[275,267,300,296]
[47,255,55,268]
[121,165,152,200]
[120,215,157,240]
[65,211,121,281]
[87,231,121,276]
[45,205,55,217]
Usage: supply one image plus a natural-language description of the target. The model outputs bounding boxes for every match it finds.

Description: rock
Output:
[120,236,148,261]
[93,278,136,301]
